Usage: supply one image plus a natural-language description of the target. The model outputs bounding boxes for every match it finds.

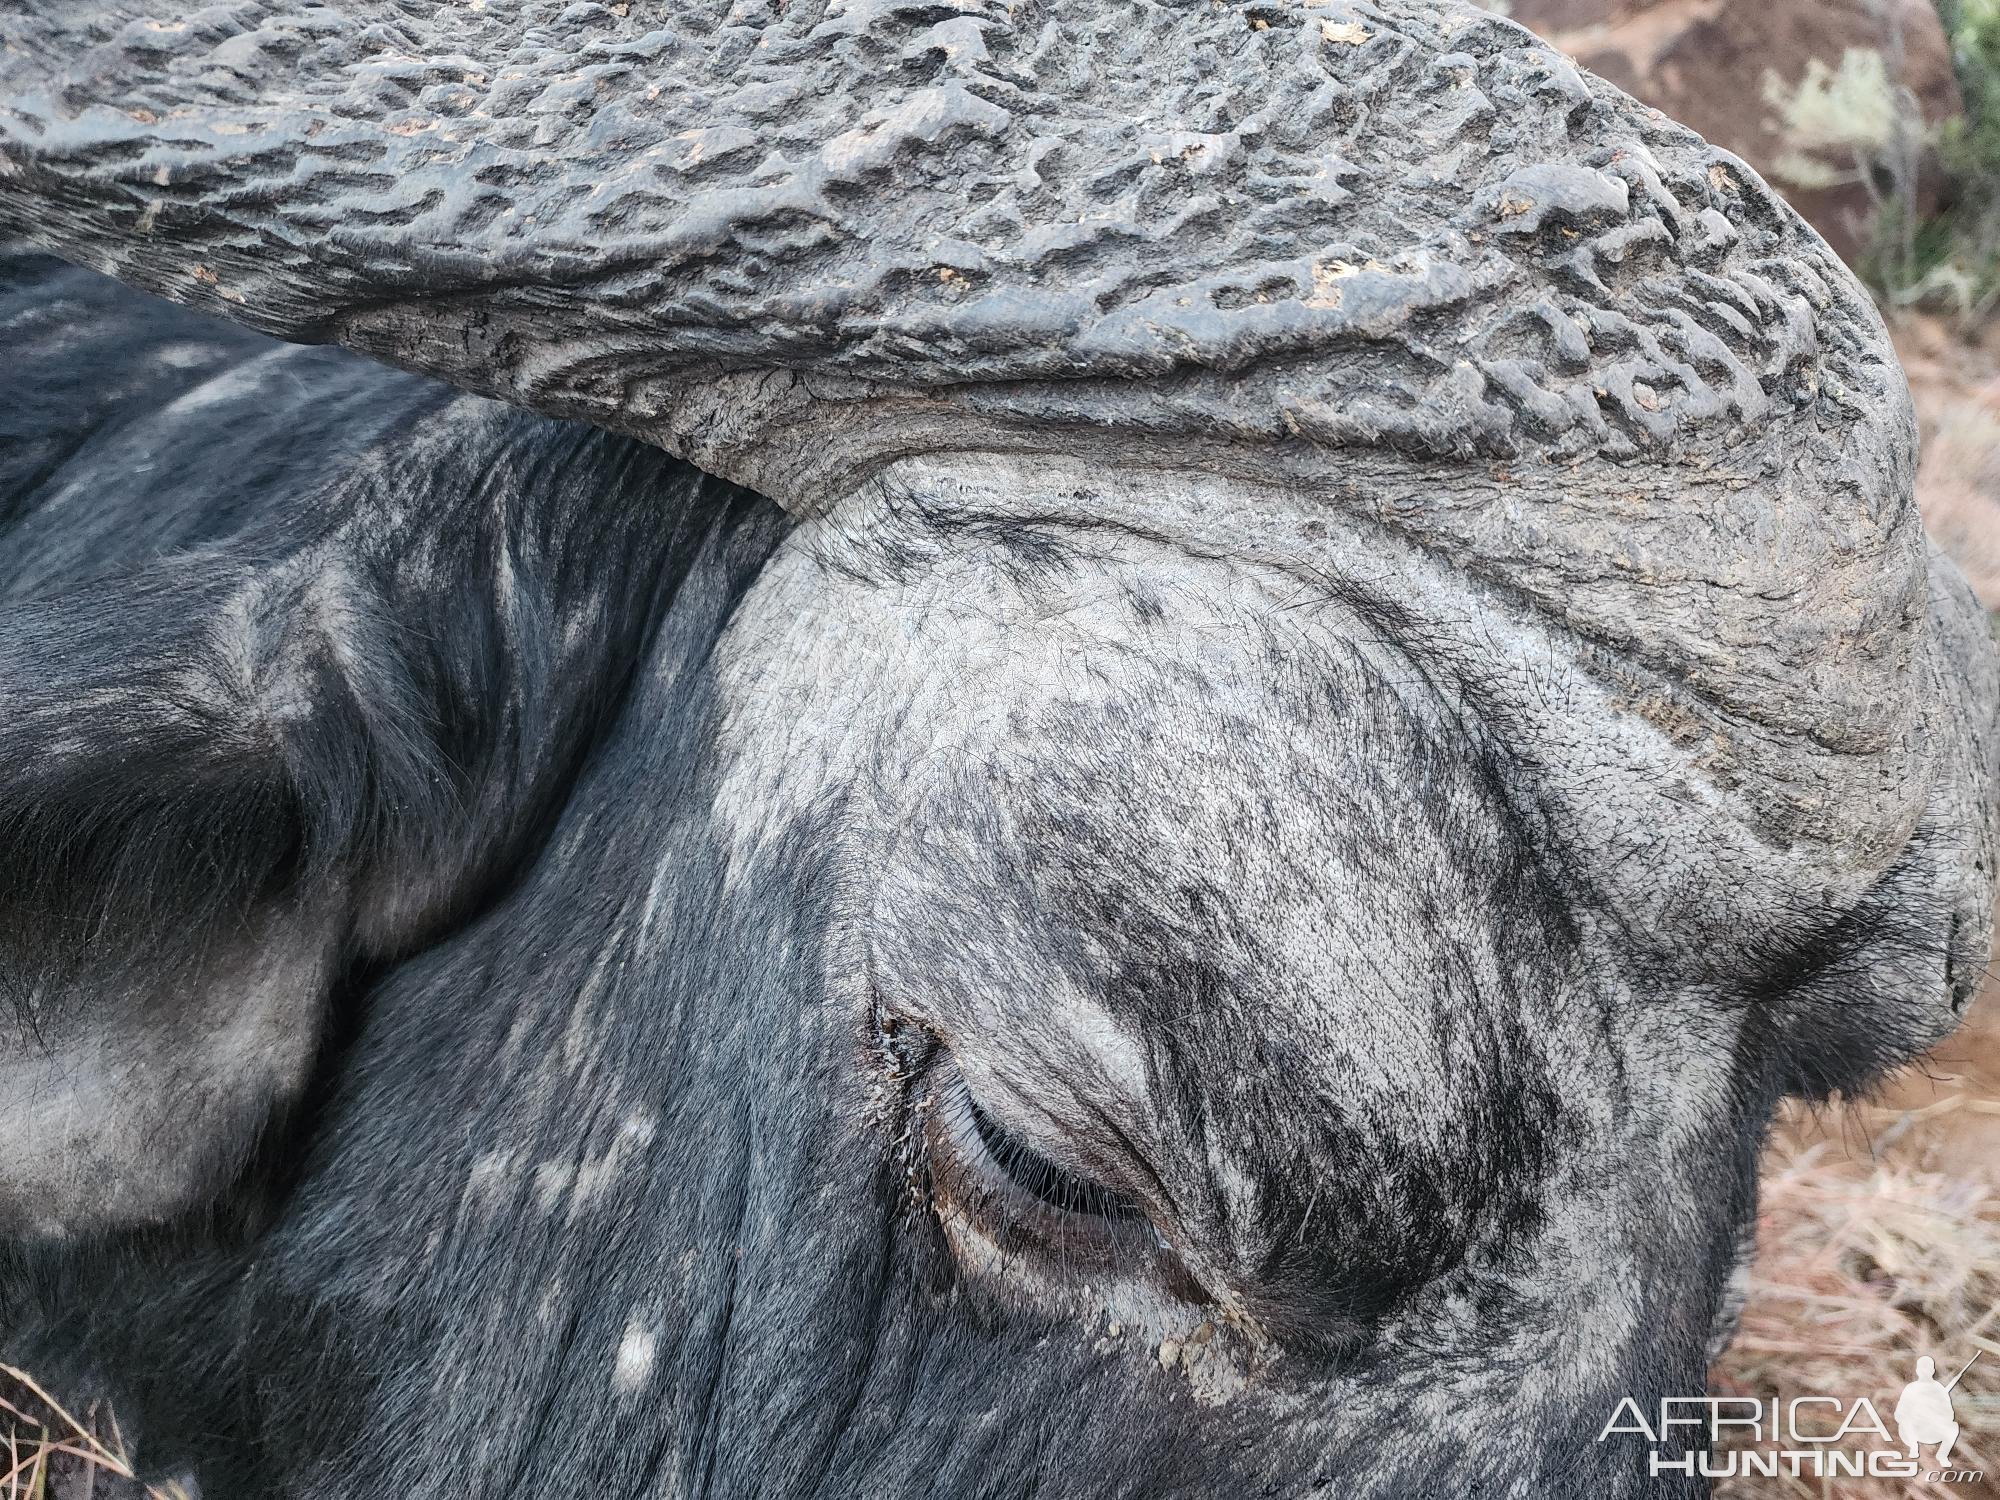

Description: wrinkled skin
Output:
[3,251,1986,1498]
[2,1,1996,1494]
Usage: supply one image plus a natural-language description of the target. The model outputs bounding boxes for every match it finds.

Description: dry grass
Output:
[0,1366,173,1500]
[1711,1102,2000,1498]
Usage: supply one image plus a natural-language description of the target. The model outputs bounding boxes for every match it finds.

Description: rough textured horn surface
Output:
[0,0,1988,961]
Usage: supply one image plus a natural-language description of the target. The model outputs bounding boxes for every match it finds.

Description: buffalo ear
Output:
[0,568,358,1235]
[0,531,510,1237]
[0,893,342,1241]
[0,287,714,1234]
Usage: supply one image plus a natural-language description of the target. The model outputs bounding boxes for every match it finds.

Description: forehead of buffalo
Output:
[708,498,1710,1345]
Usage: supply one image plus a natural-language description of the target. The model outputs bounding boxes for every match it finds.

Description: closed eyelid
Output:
[954,1086,1145,1221]
[931,1060,1147,1225]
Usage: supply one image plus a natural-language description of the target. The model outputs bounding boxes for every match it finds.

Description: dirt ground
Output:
[1707,979,2000,1499]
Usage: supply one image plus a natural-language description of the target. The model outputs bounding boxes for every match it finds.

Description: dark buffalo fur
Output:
[0,251,1969,1499]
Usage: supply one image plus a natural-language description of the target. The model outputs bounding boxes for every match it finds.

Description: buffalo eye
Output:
[924,1060,1160,1269]
[955,1086,1144,1223]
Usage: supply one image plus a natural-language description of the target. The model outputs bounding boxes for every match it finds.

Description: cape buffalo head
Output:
[0,2,1993,1497]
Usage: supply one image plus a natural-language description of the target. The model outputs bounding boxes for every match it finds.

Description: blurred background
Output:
[4,3,2000,1497]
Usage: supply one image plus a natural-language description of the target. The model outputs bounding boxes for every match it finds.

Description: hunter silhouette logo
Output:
[1597,1350,1986,1484]
[1895,1353,1979,1466]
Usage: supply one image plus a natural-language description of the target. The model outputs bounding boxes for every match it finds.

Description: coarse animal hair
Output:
[0,234,1986,1500]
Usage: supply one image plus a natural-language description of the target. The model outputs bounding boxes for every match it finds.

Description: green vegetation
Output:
[1759,2,2000,318]
[1931,0,2000,316]
[1762,45,1929,293]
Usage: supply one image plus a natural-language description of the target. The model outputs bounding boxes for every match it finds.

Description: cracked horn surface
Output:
[0,0,1982,952]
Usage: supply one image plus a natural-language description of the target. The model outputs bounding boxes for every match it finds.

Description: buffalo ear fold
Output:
[0,905,342,1239]
[0,341,709,1236]
[0,543,380,1234]
[0,634,306,1234]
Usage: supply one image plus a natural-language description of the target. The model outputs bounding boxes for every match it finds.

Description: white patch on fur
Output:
[561,938,625,1076]
[536,1278,566,1328]
[461,1148,516,1218]
[613,1313,659,1394]
[569,1111,659,1212]
[637,854,676,952]
[157,343,312,416]
[532,1159,576,1213]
